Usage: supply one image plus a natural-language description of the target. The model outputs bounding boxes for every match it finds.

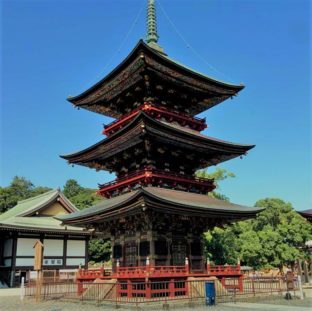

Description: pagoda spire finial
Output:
[147,0,158,44]
[146,0,164,53]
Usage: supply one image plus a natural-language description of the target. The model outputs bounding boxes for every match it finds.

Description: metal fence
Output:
[24,276,299,306]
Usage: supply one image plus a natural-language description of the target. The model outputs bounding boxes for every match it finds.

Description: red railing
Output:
[207,265,241,276]
[78,268,112,279]
[115,265,188,278]
[77,264,240,281]
[103,103,207,136]
[97,169,215,197]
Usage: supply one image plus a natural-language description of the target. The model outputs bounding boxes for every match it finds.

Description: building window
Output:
[155,240,167,256]
[139,241,150,256]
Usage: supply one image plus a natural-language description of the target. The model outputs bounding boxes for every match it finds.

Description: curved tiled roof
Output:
[57,187,263,225]
[0,189,90,234]
[68,40,243,104]
[60,112,254,166]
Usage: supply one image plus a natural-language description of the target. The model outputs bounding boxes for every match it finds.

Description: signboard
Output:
[33,240,44,271]
[43,258,63,266]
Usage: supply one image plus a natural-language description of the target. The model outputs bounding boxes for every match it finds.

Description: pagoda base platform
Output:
[76,264,244,296]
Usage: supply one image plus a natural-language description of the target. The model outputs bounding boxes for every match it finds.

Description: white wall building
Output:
[0,189,91,287]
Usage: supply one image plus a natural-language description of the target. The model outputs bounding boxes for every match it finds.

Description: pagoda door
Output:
[124,241,137,267]
[171,239,186,266]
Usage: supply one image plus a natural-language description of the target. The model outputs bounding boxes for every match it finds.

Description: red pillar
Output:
[77,280,83,295]
[146,281,151,299]
[238,275,244,292]
[127,279,132,298]
[169,278,175,298]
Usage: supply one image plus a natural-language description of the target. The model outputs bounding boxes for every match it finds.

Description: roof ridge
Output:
[17,189,58,204]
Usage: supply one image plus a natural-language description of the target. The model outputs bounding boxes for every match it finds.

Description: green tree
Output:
[205,198,312,270]
[63,180,102,210]
[196,168,235,201]
[31,186,53,197]
[252,198,312,269]
[88,239,111,262]
[70,189,103,210]
[204,226,240,265]
[10,176,34,198]
[0,176,52,214]
[63,179,83,199]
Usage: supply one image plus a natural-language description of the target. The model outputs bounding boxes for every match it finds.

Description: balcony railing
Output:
[97,169,215,197]
[103,103,207,136]
[77,264,241,280]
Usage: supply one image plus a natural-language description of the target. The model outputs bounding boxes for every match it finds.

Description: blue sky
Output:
[1,0,311,210]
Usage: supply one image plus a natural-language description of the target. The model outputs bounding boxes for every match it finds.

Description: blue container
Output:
[205,281,216,306]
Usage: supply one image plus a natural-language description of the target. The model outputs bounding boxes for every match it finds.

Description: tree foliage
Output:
[63,179,83,199]
[62,179,102,210]
[205,198,312,270]
[196,168,235,201]
[62,180,109,262]
[88,239,111,263]
[0,176,52,214]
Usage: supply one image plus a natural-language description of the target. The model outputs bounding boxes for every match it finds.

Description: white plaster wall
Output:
[66,240,85,256]
[3,239,13,257]
[16,258,34,267]
[43,239,63,256]
[66,258,85,266]
[16,238,37,256]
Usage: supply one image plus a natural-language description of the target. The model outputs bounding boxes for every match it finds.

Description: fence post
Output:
[116,259,120,278]
[146,280,151,299]
[297,276,304,300]
[303,261,309,283]
[20,277,25,301]
[251,276,255,297]
[238,275,243,292]
[207,258,210,274]
[115,282,118,309]
[127,279,132,299]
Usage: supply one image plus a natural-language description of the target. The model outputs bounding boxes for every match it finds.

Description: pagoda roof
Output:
[0,189,91,235]
[298,209,312,221]
[57,187,263,226]
[68,40,244,118]
[60,112,254,170]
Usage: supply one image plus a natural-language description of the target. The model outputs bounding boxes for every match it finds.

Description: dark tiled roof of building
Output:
[298,209,312,220]
[60,112,254,165]
[57,187,263,225]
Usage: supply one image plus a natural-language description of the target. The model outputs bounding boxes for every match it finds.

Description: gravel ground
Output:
[0,297,311,311]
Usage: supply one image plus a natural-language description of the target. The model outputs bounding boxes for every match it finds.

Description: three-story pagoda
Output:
[59,0,261,272]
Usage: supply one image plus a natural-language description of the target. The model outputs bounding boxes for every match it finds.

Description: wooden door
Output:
[171,240,186,266]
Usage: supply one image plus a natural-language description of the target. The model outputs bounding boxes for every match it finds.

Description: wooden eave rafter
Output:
[60,112,254,170]
[57,188,262,227]
[68,40,244,117]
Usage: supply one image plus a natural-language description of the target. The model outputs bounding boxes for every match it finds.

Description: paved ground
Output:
[0,296,311,311]
[0,288,21,297]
